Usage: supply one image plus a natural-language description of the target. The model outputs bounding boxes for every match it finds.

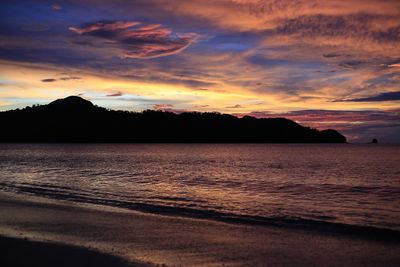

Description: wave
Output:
[1,182,399,243]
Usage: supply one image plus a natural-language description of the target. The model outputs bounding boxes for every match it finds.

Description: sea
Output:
[0,144,399,233]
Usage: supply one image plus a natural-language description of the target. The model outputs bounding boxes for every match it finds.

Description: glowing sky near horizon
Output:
[0,0,399,142]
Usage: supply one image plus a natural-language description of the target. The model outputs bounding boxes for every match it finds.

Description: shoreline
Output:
[1,187,399,244]
[1,191,399,266]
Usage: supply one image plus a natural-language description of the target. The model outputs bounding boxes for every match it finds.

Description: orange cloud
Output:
[154,0,400,55]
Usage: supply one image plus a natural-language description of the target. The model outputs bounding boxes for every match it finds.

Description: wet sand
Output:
[0,192,399,267]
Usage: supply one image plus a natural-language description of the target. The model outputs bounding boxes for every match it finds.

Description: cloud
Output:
[150,104,187,113]
[41,76,81,82]
[243,109,400,129]
[270,13,400,54]
[336,91,400,102]
[69,21,140,34]
[226,104,243,108]
[247,109,399,119]
[52,4,62,11]
[153,104,174,110]
[388,63,400,68]
[106,91,123,97]
[41,78,57,82]
[69,20,199,59]
[59,76,81,81]
[239,108,400,142]
[323,53,341,58]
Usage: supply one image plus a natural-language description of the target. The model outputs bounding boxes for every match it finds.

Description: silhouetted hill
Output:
[47,96,95,111]
[0,96,346,143]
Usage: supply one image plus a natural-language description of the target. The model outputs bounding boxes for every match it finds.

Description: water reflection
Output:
[0,144,399,231]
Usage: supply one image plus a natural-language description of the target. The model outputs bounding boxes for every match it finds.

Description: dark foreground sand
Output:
[0,236,147,267]
[0,192,399,267]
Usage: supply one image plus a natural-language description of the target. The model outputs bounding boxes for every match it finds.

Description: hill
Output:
[0,96,346,143]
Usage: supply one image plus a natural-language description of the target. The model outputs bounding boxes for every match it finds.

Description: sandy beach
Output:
[0,235,146,267]
[0,192,399,267]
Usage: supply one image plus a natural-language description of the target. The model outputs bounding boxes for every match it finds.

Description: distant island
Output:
[0,96,346,143]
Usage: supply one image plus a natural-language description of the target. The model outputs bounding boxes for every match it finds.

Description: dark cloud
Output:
[323,53,340,58]
[106,92,123,97]
[276,14,400,43]
[336,91,400,102]
[41,76,81,83]
[59,76,81,81]
[374,25,400,43]
[0,46,98,67]
[69,20,199,59]
[338,60,365,69]
[41,78,57,82]
[247,55,292,67]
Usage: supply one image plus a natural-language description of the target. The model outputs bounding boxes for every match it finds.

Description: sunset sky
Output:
[0,0,399,142]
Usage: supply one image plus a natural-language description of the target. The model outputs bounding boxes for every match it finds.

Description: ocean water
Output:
[0,144,399,232]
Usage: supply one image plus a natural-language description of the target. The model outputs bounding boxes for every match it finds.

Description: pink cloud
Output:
[153,104,174,110]
[69,21,199,59]
[69,21,140,34]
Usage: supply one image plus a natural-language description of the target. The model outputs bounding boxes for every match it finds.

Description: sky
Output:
[0,0,399,142]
